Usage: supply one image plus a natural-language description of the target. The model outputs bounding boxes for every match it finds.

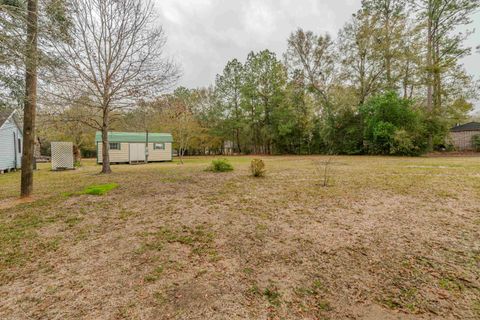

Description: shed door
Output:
[129,143,146,161]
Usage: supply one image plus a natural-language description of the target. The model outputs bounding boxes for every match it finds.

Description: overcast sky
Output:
[154,0,479,108]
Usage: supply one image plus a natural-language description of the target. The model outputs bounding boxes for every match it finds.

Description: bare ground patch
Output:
[0,156,479,319]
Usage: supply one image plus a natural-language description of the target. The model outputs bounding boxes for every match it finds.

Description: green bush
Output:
[360,91,428,156]
[250,159,266,177]
[206,159,233,172]
[392,129,418,155]
[472,134,480,151]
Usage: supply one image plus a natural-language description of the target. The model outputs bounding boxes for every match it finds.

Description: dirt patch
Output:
[0,196,42,211]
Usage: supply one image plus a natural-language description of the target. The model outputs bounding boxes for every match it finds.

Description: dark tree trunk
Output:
[20,0,38,198]
[426,1,433,112]
[101,114,112,174]
[73,145,82,163]
[236,128,241,153]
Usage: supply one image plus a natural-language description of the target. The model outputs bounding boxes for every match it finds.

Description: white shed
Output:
[95,131,173,164]
[0,109,23,173]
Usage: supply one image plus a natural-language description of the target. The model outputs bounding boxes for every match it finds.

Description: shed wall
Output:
[450,131,478,151]
[96,142,172,163]
[148,142,172,161]
[97,142,130,163]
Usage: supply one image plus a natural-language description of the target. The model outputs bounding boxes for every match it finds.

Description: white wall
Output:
[0,118,22,171]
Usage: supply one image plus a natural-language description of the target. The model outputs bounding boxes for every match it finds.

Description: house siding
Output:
[97,142,130,163]
[0,118,22,171]
[450,131,479,151]
[148,142,172,161]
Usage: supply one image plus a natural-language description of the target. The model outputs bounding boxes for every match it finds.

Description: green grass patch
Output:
[82,183,119,196]
[62,183,119,197]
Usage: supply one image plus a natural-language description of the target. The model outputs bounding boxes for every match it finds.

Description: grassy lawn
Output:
[0,156,479,319]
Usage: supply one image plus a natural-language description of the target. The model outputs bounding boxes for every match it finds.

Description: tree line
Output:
[111,0,479,156]
[0,0,479,196]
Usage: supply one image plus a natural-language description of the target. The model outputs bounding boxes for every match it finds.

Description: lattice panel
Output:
[51,142,74,170]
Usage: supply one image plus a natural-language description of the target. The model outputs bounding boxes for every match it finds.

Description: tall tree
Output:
[242,50,286,154]
[215,59,244,153]
[51,0,178,173]
[20,0,38,197]
[362,0,407,89]
[338,10,385,105]
[418,0,479,111]
[285,29,337,112]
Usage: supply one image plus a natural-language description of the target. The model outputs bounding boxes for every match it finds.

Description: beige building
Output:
[449,122,480,151]
[96,131,173,164]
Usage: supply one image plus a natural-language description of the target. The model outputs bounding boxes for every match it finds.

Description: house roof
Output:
[0,109,18,130]
[450,122,480,132]
[95,131,173,143]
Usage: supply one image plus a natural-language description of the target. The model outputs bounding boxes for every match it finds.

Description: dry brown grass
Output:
[0,155,479,319]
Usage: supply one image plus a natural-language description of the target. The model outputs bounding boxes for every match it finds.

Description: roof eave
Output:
[0,109,18,131]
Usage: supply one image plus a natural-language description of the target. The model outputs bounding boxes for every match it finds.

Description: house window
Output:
[109,142,121,150]
[18,138,21,153]
[153,143,165,150]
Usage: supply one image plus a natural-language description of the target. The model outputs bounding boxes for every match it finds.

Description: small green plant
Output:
[74,161,82,168]
[144,266,164,282]
[82,183,118,195]
[206,159,233,172]
[250,159,266,177]
[263,287,281,306]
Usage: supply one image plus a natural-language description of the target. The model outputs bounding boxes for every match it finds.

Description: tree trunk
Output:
[101,115,112,174]
[236,128,241,154]
[425,0,434,151]
[20,0,38,198]
[426,1,433,111]
[73,145,82,163]
[179,148,184,164]
[433,41,441,112]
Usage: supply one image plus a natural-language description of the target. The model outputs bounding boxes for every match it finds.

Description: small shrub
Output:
[472,134,480,151]
[206,159,233,172]
[250,159,266,177]
[74,161,82,168]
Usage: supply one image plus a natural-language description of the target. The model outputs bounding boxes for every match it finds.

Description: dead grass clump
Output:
[250,159,266,177]
[140,225,217,258]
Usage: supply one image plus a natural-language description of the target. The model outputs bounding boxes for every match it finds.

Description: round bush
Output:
[207,159,234,172]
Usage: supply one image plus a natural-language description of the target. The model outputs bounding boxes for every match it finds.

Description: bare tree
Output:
[50,0,178,173]
[153,95,203,164]
[313,157,334,187]
[284,29,337,110]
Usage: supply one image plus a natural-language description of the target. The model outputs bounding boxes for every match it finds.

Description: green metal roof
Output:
[95,131,173,143]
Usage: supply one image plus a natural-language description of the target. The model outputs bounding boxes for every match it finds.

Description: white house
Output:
[0,109,23,173]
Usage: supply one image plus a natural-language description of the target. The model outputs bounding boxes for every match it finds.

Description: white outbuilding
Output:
[95,131,173,164]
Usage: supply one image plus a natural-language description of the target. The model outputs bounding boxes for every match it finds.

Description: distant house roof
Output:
[95,131,173,143]
[450,122,480,132]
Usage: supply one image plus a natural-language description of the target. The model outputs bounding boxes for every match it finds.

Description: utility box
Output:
[51,142,74,171]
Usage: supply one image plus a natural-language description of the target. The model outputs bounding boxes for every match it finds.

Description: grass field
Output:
[0,156,479,319]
